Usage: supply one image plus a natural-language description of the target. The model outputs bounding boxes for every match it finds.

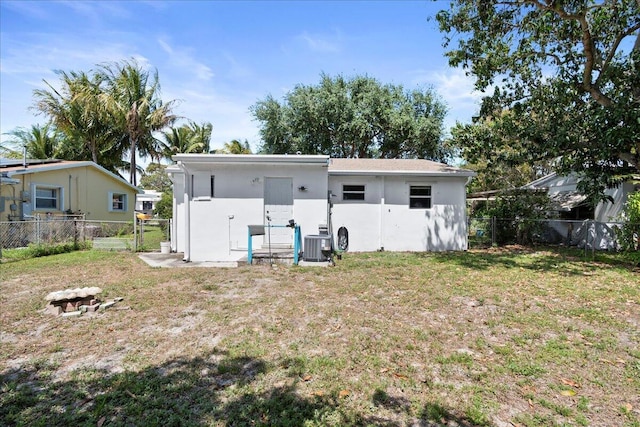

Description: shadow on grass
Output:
[1,350,492,426]
[424,246,630,275]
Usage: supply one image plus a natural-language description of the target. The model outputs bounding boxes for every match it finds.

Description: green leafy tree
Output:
[218,139,252,154]
[478,189,554,245]
[448,116,552,193]
[616,191,640,251]
[436,1,640,199]
[154,191,173,219]
[251,73,450,160]
[139,163,172,193]
[100,59,177,185]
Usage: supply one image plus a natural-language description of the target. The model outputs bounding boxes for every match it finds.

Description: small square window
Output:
[409,186,431,209]
[110,193,127,212]
[343,184,365,201]
[191,174,215,198]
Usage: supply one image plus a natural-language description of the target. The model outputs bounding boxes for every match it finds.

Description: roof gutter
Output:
[172,154,330,166]
[329,170,476,177]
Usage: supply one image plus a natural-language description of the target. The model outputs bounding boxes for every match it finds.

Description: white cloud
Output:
[296,30,342,53]
[160,85,259,151]
[411,67,485,125]
[156,38,214,81]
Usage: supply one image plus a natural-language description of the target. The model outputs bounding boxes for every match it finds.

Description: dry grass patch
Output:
[1,248,639,426]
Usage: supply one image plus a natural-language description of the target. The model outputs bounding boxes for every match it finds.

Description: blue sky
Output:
[0,0,482,153]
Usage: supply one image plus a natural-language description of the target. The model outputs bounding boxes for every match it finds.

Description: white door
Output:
[264,177,294,246]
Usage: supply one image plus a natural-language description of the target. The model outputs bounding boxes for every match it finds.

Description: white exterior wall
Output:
[170,173,186,253]
[182,163,328,262]
[596,182,634,222]
[329,175,469,252]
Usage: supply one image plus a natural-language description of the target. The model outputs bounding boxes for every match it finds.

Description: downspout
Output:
[379,175,385,250]
[179,161,192,262]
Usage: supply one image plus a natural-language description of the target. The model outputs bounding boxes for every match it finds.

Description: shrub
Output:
[477,189,555,245]
[2,241,91,261]
[616,191,640,251]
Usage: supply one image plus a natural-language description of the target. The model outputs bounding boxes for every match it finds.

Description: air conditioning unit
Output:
[303,235,331,262]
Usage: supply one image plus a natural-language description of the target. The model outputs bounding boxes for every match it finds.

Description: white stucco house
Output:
[168,154,475,263]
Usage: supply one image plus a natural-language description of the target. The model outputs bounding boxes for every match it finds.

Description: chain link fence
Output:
[0,217,171,252]
[468,217,640,252]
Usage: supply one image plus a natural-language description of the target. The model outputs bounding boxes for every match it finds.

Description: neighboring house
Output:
[513,172,638,249]
[168,154,475,263]
[136,190,163,216]
[0,159,140,222]
[522,172,637,222]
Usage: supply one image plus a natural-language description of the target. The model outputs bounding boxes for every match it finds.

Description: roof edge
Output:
[6,161,141,193]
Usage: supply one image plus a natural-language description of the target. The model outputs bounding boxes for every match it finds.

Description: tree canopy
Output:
[217,139,252,154]
[4,123,63,160]
[139,163,172,193]
[31,59,177,183]
[158,121,213,159]
[437,0,640,199]
[99,60,177,185]
[251,73,450,161]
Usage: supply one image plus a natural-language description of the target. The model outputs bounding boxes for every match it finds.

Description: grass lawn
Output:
[1,247,638,426]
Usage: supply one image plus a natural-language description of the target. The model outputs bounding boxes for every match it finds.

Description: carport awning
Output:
[549,191,588,211]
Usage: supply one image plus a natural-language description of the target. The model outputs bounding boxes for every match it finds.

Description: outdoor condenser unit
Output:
[303,235,331,262]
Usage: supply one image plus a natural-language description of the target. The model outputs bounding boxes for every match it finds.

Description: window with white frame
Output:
[34,185,62,210]
[342,184,365,201]
[409,185,432,209]
[109,192,127,212]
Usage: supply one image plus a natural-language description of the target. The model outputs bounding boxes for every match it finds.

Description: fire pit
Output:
[45,287,102,316]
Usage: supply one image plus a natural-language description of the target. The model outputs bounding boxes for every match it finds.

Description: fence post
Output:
[492,216,496,247]
[592,220,596,259]
[133,213,137,253]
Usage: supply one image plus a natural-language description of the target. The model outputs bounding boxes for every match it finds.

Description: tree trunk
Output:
[129,137,137,186]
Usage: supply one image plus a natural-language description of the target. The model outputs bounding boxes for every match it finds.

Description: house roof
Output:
[328,158,475,177]
[1,160,141,193]
[548,191,588,211]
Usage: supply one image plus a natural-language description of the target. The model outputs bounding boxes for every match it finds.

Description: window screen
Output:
[409,186,431,209]
[342,184,365,201]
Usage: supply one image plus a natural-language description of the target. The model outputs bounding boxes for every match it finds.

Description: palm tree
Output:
[33,70,115,165]
[219,139,252,154]
[158,121,213,160]
[186,121,212,154]
[4,123,63,159]
[100,59,177,185]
